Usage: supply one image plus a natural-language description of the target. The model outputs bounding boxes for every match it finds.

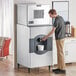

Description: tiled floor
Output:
[0,55,76,76]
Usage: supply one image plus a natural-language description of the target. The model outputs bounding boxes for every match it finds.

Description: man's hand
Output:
[41,27,56,41]
[41,36,48,41]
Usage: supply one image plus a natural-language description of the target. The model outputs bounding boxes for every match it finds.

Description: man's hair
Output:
[48,9,57,15]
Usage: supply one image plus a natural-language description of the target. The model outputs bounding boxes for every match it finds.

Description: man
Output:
[41,9,66,74]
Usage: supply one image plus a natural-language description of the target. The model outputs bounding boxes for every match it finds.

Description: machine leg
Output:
[18,64,20,69]
[28,68,31,73]
[48,66,50,72]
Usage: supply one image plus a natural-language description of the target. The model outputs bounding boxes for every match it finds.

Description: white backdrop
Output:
[14,0,76,26]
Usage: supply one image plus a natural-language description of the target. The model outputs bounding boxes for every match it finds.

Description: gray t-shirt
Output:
[53,15,65,40]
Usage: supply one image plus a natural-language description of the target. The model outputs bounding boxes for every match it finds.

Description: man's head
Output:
[48,9,57,18]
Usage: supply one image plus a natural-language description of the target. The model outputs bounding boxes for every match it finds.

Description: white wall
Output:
[14,0,70,4]
[14,0,51,4]
[14,0,76,26]
[69,0,76,26]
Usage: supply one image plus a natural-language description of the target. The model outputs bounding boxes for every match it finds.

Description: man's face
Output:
[49,13,54,18]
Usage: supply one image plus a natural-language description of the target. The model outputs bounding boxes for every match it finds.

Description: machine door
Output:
[28,4,52,26]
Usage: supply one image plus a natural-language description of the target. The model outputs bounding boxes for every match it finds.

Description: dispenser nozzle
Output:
[37,38,41,42]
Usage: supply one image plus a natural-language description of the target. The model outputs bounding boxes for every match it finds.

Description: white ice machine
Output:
[17,4,53,72]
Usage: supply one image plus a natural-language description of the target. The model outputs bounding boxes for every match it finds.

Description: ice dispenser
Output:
[30,35,52,55]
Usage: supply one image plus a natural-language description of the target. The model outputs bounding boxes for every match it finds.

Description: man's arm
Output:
[41,27,56,41]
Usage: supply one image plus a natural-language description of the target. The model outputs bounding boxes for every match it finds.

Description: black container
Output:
[65,21,71,37]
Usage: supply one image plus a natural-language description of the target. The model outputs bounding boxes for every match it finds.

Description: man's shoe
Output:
[52,69,60,72]
[54,69,66,74]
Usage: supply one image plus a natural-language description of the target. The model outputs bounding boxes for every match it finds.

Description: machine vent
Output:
[34,10,44,19]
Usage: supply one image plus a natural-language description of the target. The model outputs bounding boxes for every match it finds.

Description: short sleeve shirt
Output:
[53,15,65,40]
